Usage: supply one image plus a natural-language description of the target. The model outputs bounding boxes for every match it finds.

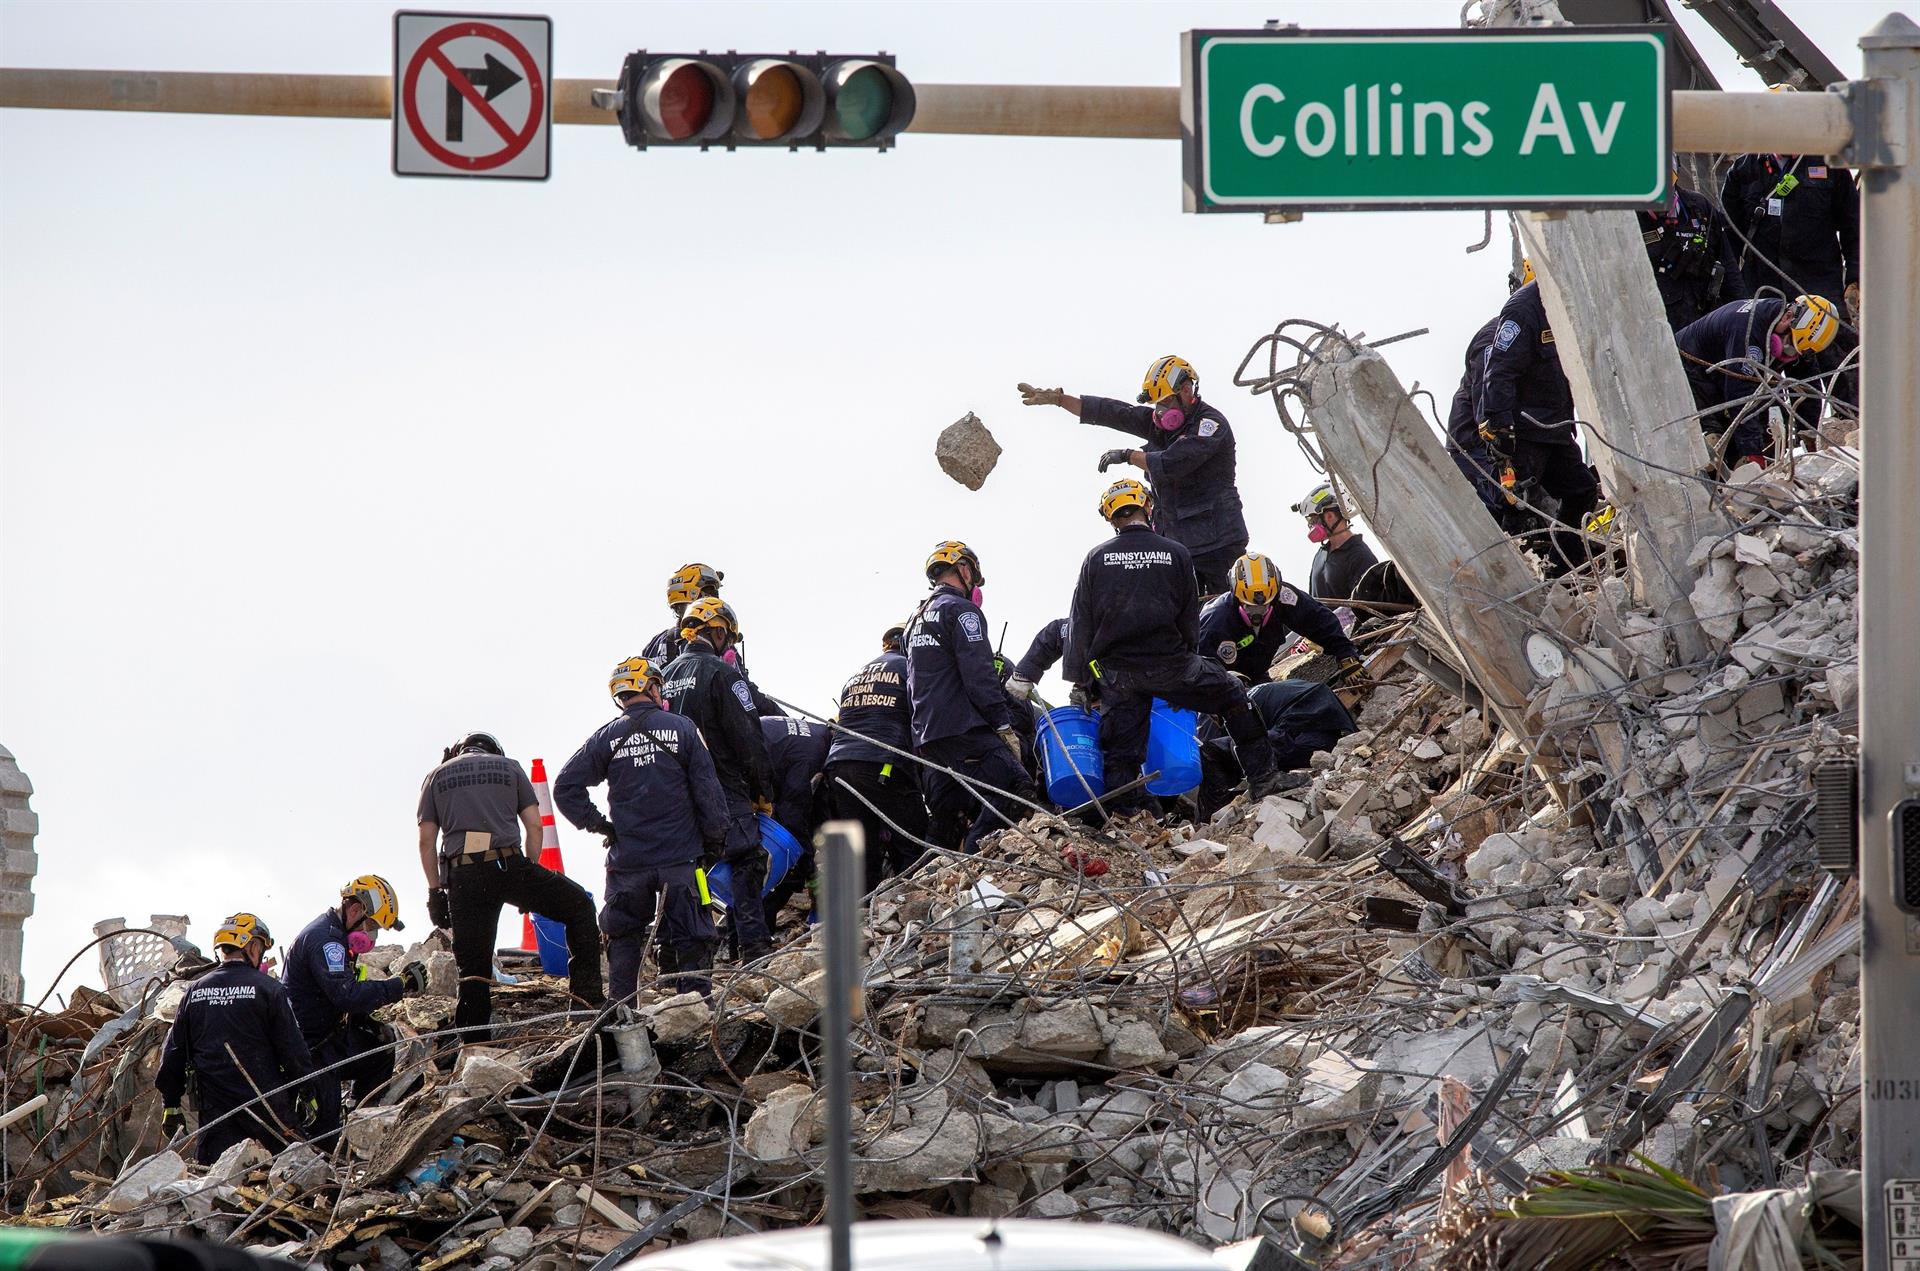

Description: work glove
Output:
[426,887,451,929]
[600,829,618,852]
[1068,684,1095,712]
[296,1092,319,1132]
[161,1106,185,1136]
[700,841,725,870]
[1332,656,1371,690]
[1097,448,1133,473]
[752,796,775,817]
[399,961,429,996]
[996,727,1023,763]
[1016,382,1063,407]
[1844,281,1861,321]
[1006,674,1037,703]
[1476,418,1515,453]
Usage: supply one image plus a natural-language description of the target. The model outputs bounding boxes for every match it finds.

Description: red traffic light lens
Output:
[745,65,805,140]
[658,63,716,140]
[833,65,892,141]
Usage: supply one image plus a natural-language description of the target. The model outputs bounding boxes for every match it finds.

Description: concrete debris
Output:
[934,411,1002,490]
[0,455,1862,1265]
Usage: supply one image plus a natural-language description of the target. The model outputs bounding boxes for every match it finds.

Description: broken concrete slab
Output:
[935,411,1002,490]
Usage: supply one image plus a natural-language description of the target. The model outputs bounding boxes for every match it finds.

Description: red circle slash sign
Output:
[401,22,544,171]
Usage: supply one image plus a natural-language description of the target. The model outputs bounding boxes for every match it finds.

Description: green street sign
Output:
[1182,28,1670,212]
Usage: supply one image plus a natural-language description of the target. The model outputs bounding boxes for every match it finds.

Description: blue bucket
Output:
[531,889,592,976]
[705,815,805,908]
[1146,699,1202,796]
[1036,706,1105,808]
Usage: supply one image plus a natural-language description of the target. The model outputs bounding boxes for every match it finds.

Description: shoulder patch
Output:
[1197,419,1220,438]
[1493,319,1521,351]
[1216,640,1239,665]
[1277,585,1298,606]
[1539,328,1556,344]
[1808,165,1827,179]
[323,942,348,974]
[959,611,985,642]
[731,680,756,712]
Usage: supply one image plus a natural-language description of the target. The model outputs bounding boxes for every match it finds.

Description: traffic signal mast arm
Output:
[0,67,1851,153]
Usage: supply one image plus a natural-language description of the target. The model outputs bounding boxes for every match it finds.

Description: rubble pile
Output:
[0,456,1862,1266]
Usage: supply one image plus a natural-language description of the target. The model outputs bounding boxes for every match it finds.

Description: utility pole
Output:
[1853,16,1920,1271]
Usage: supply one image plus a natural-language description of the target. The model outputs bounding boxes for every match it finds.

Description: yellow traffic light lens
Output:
[745,65,805,139]
[659,64,716,141]
[834,65,893,141]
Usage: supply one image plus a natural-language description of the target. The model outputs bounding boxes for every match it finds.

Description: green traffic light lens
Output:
[659,64,715,141]
[833,65,893,141]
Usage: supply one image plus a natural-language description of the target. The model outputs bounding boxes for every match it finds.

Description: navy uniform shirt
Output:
[828,651,914,766]
[285,910,404,1041]
[1063,522,1197,680]
[661,640,773,802]
[554,699,730,870]
[1722,153,1860,298]
[157,959,313,1120]
[1675,297,1792,412]
[1078,396,1249,561]
[1197,586,1354,683]
[1640,188,1747,331]
[905,585,1009,747]
[1012,618,1070,684]
[760,716,831,841]
[1475,282,1575,440]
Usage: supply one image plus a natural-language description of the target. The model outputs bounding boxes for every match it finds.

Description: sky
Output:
[0,0,1881,1001]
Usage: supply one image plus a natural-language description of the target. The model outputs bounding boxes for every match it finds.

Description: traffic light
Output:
[607,51,915,150]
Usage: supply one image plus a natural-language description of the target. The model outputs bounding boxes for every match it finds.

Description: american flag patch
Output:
[1809,165,1828,178]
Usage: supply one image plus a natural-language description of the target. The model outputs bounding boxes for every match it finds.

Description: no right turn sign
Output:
[393,11,551,180]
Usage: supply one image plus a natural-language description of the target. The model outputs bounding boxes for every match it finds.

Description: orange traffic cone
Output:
[521,757,569,950]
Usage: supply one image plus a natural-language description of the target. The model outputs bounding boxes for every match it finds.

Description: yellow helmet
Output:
[213,912,272,954]
[1099,478,1152,521]
[1230,553,1282,607]
[680,596,741,643]
[341,875,405,931]
[1786,294,1839,355]
[666,563,723,608]
[609,655,661,700]
[1138,354,1196,405]
[924,540,984,586]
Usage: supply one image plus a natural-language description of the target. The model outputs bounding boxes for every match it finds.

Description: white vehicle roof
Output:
[613,1218,1223,1271]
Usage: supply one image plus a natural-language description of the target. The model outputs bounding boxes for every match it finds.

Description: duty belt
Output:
[449,844,523,869]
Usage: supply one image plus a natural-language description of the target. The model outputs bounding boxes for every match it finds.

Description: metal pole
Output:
[0,68,1854,151]
[1856,16,1920,1271]
[818,821,865,1271]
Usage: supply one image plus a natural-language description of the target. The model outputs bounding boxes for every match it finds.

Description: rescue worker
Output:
[1063,479,1282,811]
[1290,485,1382,606]
[285,877,418,1144]
[905,542,1034,851]
[157,914,313,1165]
[1641,177,1747,331]
[642,566,782,715]
[662,598,777,961]
[758,714,832,927]
[1474,278,1600,576]
[1198,552,1360,685]
[556,657,728,998]
[641,563,723,666]
[1017,356,1249,594]
[417,732,601,1042]
[1674,294,1840,464]
[1721,140,1861,411]
[1446,316,1506,514]
[1197,680,1356,816]
[1721,149,1860,323]
[824,620,929,886]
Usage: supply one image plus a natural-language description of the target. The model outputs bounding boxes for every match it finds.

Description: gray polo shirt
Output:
[417,752,538,860]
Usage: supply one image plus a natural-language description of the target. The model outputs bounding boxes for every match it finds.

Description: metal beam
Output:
[0,68,1853,152]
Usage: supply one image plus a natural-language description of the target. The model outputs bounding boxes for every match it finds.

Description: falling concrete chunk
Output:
[935,411,1002,490]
